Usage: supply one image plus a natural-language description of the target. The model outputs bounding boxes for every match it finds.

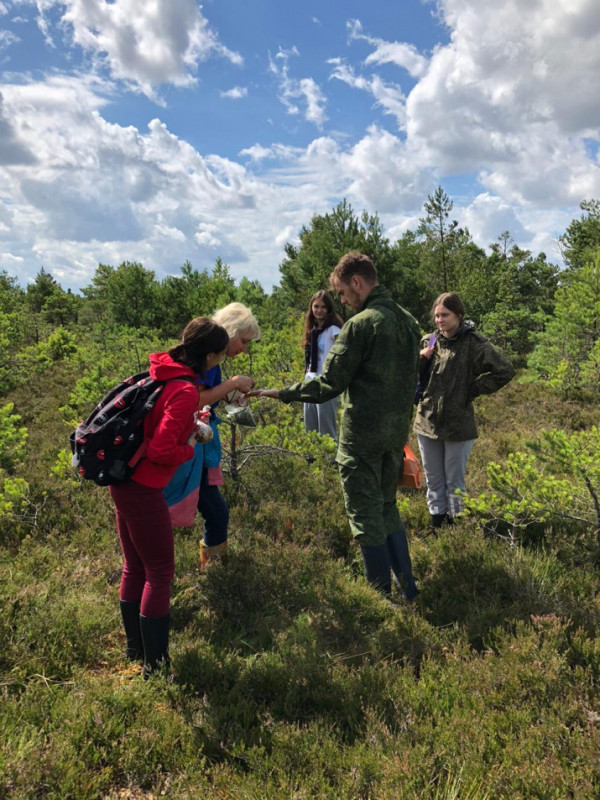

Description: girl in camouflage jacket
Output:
[414,292,515,530]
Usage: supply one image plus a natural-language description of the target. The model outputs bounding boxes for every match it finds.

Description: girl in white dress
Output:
[302,290,343,441]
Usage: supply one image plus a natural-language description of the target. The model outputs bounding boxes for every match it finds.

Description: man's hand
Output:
[247,389,280,399]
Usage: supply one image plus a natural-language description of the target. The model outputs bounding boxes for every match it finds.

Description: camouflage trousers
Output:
[336,448,403,547]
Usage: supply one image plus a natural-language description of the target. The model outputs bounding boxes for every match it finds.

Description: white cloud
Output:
[0,29,19,51]
[220,86,248,99]
[275,224,296,246]
[0,69,430,290]
[22,0,242,98]
[0,90,36,164]
[269,46,327,128]
[239,144,274,162]
[2,1,599,291]
[405,0,600,205]
[340,126,433,212]
[459,193,528,247]
[0,252,23,264]
[347,19,428,78]
[479,132,600,206]
[1,64,572,293]
[299,78,327,126]
[330,62,406,129]
[194,222,221,248]
[0,74,266,285]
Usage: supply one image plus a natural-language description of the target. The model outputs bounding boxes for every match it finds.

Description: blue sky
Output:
[1,0,599,293]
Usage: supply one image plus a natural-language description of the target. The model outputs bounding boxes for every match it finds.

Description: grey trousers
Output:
[416,434,475,517]
[303,398,338,442]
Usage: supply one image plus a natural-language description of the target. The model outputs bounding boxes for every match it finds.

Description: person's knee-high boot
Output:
[386,527,419,601]
[120,600,143,661]
[140,614,170,678]
[359,543,392,596]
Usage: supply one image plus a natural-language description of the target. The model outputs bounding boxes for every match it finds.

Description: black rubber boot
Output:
[387,528,419,601]
[140,614,170,679]
[359,543,392,596]
[429,513,446,532]
[120,600,143,661]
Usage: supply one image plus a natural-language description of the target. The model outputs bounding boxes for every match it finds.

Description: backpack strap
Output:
[131,374,198,467]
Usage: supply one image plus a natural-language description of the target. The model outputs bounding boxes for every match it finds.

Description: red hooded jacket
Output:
[132,352,199,489]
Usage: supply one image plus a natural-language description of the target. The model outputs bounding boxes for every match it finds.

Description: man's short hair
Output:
[330,252,378,285]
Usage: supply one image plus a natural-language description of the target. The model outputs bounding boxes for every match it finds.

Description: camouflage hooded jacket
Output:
[413,320,515,441]
[279,285,420,455]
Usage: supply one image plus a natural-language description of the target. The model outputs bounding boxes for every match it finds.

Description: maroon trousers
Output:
[110,482,175,617]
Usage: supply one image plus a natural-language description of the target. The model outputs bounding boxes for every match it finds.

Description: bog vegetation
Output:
[1,191,600,799]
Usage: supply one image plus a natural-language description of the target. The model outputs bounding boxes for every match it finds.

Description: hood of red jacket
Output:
[148,352,197,383]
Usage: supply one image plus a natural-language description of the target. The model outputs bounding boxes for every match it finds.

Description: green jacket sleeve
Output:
[278,321,365,404]
[471,339,515,398]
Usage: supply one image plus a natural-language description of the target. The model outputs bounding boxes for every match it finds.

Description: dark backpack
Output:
[70,371,195,486]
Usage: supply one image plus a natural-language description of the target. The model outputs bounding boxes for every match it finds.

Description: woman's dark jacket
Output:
[414,321,515,441]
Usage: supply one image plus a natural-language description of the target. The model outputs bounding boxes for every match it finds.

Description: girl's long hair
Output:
[302,291,343,347]
[168,317,229,378]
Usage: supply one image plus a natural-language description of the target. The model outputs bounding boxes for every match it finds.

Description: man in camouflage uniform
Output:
[254,252,421,599]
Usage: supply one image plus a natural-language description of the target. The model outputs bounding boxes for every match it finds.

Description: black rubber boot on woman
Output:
[429,513,446,532]
[119,600,143,661]
[140,614,170,679]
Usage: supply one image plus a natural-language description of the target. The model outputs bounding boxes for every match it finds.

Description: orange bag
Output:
[399,444,424,489]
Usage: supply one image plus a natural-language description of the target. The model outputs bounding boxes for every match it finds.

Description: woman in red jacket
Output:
[111,317,229,677]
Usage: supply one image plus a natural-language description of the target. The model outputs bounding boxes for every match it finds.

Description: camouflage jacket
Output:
[279,285,420,455]
[413,321,515,441]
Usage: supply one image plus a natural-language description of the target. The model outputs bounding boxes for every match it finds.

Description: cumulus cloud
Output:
[479,131,600,206]
[340,126,433,212]
[0,91,36,164]
[23,175,145,241]
[24,0,242,97]
[405,0,600,205]
[269,47,327,128]
[0,74,266,285]
[459,193,529,247]
[0,67,432,290]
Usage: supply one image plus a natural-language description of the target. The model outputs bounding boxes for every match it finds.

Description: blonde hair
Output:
[212,302,260,341]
